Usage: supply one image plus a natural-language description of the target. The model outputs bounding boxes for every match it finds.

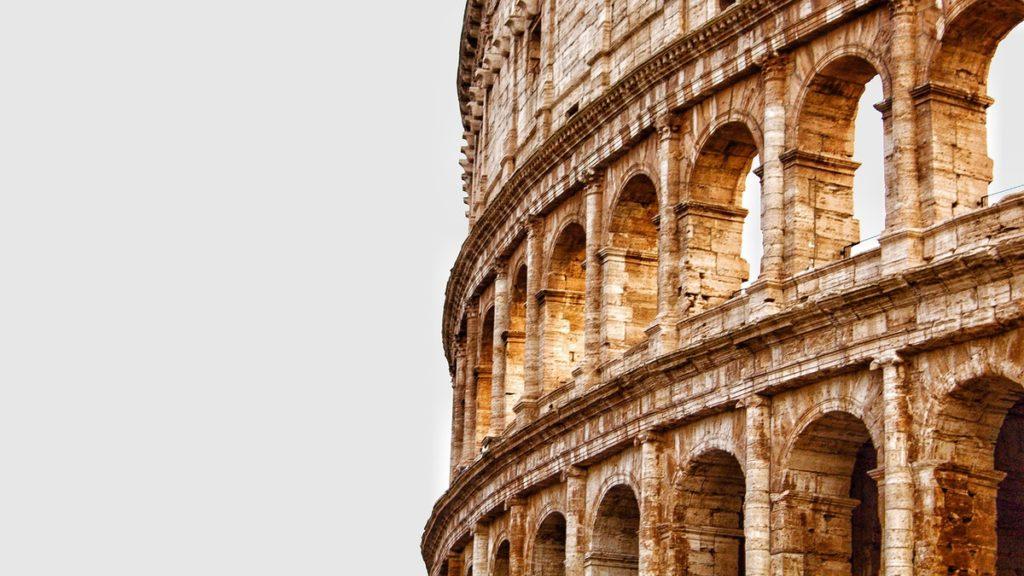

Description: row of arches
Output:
[457,10,1024,446]
[449,372,1024,576]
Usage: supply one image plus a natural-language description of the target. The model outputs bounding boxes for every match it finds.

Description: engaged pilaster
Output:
[758,54,787,283]
[516,217,544,424]
[564,466,588,576]
[741,394,772,576]
[507,498,527,576]
[473,522,491,576]
[653,114,681,353]
[871,351,914,576]
[450,345,466,478]
[583,170,605,387]
[462,301,481,462]
[881,0,923,274]
[637,431,665,576]
[490,261,510,436]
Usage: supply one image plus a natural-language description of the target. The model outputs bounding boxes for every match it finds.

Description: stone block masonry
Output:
[426,0,1024,575]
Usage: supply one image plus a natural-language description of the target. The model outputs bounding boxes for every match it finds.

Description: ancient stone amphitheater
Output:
[422,0,1024,574]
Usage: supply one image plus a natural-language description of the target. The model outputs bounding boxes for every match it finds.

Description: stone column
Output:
[758,54,787,283]
[881,0,923,273]
[450,345,466,478]
[462,302,481,463]
[637,431,665,576]
[516,217,544,423]
[473,522,491,576]
[583,170,605,386]
[653,114,681,353]
[491,262,510,436]
[507,498,527,576]
[564,466,588,576]
[871,351,914,576]
[742,394,772,576]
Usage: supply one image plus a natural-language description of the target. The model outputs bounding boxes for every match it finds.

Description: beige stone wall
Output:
[434,0,1024,574]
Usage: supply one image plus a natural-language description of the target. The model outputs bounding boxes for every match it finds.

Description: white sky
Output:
[0,3,1020,574]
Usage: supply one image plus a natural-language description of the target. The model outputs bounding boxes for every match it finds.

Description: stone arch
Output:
[540,222,586,391]
[919,371,1024,575]
[602,172,660,353]
[589,483,640,576]
[493,539,511,576]
[680,119,761,312]
[776,410,880,576]
[671,448,746,576]
[786,49,889,272]
[504,262,528,424]
[780,396,884,469]
[531,510,567,576]
[919,0,1024,223]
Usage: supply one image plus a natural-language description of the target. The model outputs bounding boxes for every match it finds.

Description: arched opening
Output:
[604,174,659,353]
[927,375,1024,575]
[996,398,1024,575]
[504,264,528,424]
[494,540,511,576]
[987,23,1024,201]
[681,121,757,313]
[590,485,640,575]
[922,0,1024,224]
[778,411,879,576]
[476,307,494,444]
[851,76,885,255]
[540,223,586,391]
[532,512,567,576]
[787,56,884,271]
[673,449,745,576]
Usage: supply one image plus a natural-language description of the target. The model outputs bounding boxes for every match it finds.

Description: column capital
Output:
[654,113,682,139]
[737,392,771,410]
[561,465,587,482]
[492,258,509,278]
[870,350,904,370]
[888,0,916,17]
[580,167,605,192]
[635,430,664,447]
[757,51,789,81]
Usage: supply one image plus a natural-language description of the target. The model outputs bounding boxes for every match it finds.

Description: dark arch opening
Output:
[541,223,586,391]
[605,174,659,352]
[673,449,746,576]
[996,398,1024,575]
[591,484,640,575]
[532,512,567,576]
[494,540,510,576]
[782,411,879,576]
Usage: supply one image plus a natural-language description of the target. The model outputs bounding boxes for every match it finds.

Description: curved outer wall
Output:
[428,0,1024,575]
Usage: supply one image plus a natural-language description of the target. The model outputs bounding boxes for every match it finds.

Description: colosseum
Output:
[422,0,1024,574]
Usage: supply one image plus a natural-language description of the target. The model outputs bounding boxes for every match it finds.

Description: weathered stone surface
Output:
[428,0,1024,575]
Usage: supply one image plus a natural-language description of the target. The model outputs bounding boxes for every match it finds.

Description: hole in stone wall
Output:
[996,399,1024,575]
[850,76,884,255]
[532,512,567,576]
[493,540,510,576]
[987,25,1024,201]
[591,485,640,575]
[674,450,746,576]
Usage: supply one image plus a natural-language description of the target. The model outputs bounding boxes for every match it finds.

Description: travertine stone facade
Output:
[426,0,1024,575]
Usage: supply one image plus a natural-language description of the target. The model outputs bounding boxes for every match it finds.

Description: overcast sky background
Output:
[0,2,1020,574]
